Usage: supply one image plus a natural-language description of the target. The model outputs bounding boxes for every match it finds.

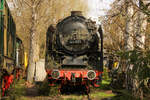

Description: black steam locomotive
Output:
[45,11,103,93]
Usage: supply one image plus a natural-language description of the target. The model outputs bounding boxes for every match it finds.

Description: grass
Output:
[61,90,115,100]
[91,91,115,98]
[4,79,26,100]
[3,79,61,100]
[62,95,83,100]
[37,79,60,96]
[61,79,115,100]
[110,89,150,100]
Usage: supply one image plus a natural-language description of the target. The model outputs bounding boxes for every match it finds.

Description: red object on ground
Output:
[2,75,14,96]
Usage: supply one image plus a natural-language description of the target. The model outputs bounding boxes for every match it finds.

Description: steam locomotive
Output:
[45,11,103,93]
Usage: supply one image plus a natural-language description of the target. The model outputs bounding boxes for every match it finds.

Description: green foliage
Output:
[110,72,126,90]
[117,49,150,94]
[37,80,51,96]
[97,79,111,90]
[103,67,110,80]
[91,91,115,98]
[8,80,26,100]
[37,79,59,96]
[118,50,150,79]
[111,94,140,100]
[63,98,77,100]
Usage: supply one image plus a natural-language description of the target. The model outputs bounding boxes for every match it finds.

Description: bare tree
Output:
[8,0,89,82]
[9,0,50,82]
[26,0,41,82]
[102,0,149,99]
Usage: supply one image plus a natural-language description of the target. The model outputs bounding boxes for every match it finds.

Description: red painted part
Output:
[2,75,14,96]
[47,69,103,94]
[85,84,90,93]
[47,69,103,87]
[16,69,19,79]
[93,80,100,87]
[47,69,103,81]
[49,84,55,86]
[16,68,22,80]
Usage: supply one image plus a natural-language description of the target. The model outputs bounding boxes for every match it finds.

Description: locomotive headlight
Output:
[51,70,60,79]
[87,70,96,80]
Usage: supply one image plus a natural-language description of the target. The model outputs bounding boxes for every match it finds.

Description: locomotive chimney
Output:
[71,11,82,16]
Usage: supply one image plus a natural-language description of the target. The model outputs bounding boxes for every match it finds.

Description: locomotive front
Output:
[45,11,103,93]
[56,11,96,55]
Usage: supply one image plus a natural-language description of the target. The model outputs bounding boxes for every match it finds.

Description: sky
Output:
[87,0,114,24]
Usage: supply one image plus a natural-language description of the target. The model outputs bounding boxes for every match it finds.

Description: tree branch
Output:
[23,0,32,8]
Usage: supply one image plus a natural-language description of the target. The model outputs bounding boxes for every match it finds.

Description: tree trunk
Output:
[132,0,147,99]
[124,0,134,91]
[137,13,147,49]
[135,0,147,49]
[124,0,134,51]
[27,5,39,83]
